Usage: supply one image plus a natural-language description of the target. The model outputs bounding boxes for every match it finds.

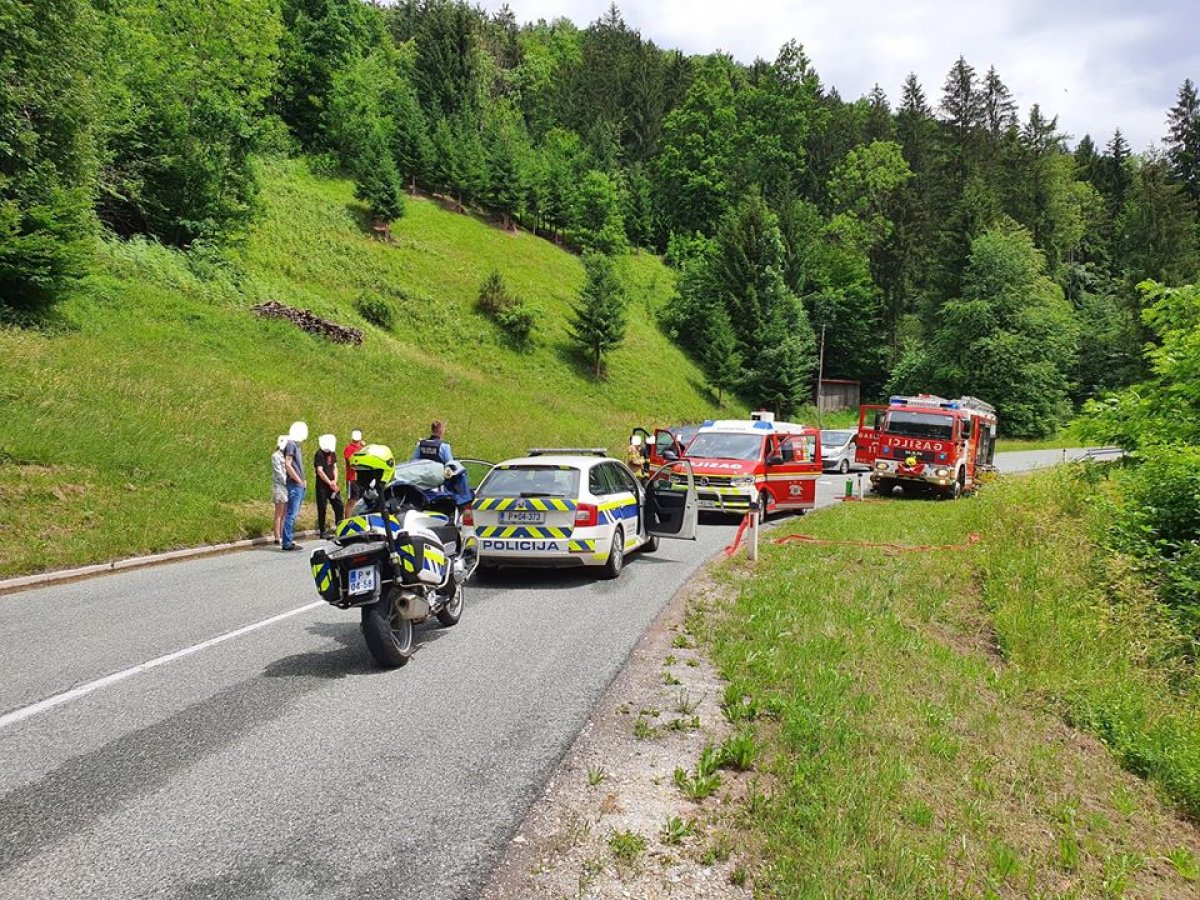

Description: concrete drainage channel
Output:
[0,530,319,596]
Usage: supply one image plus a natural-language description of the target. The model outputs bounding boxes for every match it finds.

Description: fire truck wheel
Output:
[951,474,964,500]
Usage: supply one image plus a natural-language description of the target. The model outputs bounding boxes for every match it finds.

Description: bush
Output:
[477,269,537,345]
[1108,446,1200,637]
[477,269,514,316]
[355,292,395,330]
[494,304,536,343]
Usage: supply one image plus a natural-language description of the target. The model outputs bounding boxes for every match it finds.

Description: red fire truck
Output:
[855,394,998,498]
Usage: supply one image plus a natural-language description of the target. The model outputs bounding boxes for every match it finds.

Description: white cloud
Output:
[482,0,1199,150]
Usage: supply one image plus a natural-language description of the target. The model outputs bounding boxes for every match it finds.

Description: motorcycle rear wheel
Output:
[436,581,464,627]
[361,594,414,668]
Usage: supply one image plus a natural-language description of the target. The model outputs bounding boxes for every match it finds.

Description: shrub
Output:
[477,269,537,345]
[355,292,395,330]
[477,269,513,316]
[1108,446,1200,637]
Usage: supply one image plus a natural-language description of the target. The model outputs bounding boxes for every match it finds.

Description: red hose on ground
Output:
[771,532,982,552]
[723,513,753,557]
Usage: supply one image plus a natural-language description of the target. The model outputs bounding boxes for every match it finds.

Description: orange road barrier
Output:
[772,532,982,553]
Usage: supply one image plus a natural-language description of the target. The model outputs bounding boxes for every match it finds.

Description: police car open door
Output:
[645,460,698,540]
[457,458,495,492]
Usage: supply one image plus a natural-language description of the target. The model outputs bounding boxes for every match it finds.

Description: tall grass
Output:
[701,470,1199,896]
[0,157,733,576]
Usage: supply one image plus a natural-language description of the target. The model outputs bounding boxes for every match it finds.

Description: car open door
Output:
[645,460,698,540]
[457,458,495,492]
[855,405,887,466]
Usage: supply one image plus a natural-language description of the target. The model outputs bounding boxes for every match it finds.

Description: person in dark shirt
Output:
[314,433,344,538]
[413,420,454,464]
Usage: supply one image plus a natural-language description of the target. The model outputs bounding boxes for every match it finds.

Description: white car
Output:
[820,429,865,473]
[467,450,699,578]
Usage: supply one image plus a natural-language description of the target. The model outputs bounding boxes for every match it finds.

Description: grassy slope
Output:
[695,471,1199,896]
[0,158,733,576]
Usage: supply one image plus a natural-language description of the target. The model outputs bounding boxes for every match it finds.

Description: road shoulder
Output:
[481,565,755,899]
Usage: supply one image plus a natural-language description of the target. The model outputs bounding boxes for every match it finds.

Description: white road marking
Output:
[0,601,324,730]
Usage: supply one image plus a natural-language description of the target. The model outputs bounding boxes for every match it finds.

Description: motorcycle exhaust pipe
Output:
[393,589,430,621]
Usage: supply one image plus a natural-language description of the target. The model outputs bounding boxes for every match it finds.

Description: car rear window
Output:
[477,465,580,498]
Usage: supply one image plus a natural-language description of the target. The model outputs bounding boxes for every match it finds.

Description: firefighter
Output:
[626,435,649,481]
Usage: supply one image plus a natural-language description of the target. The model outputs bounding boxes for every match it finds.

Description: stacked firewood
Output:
[252,300,363,345]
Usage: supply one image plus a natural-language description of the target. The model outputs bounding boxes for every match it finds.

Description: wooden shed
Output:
[817,378,860,412]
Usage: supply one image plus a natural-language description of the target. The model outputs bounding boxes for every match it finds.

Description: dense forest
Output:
[3,0,1200,435]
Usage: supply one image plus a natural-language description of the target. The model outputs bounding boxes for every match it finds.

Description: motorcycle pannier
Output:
[392,534,448,587]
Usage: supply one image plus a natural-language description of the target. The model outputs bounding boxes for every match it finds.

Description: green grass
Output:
[699,470,1200,896]
[0,157,735,576]
[994,421,1083,452]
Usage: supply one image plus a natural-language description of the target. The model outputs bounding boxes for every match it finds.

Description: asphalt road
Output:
[0,450,1098,899]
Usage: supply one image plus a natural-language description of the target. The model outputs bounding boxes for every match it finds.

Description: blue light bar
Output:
[702,419,714,427]
[753,420,773,429]
[889,396,906,405]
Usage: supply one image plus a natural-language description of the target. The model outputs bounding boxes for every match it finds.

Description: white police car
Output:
[466,449,699,578]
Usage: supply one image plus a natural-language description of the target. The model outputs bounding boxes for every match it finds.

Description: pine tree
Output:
[1165,78,1200,203]
[940,56,984,141]
[569,252,628,376]
[702,307,742,404]
[865,84,893,142]
[0,0,98,311]
[353,124,405,224]
[982,65,1016,137]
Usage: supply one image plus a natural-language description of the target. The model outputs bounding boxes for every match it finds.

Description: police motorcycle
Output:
[308,445,483,668]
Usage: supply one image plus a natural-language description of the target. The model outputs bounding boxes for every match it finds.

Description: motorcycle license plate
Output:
[347,566,377,596]
[499,510,544,524]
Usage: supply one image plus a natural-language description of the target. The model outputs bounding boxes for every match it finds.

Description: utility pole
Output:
[815,323,827,429]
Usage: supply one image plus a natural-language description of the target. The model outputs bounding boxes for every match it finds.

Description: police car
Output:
[466,449,699,578]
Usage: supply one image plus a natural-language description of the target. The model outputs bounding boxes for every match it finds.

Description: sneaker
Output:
[281,543,302,551]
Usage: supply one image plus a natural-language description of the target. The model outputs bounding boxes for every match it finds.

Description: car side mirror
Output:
[766,454,784,466]
[662,450,678,462]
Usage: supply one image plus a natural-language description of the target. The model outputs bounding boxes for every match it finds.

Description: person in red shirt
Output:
[343,428,365,515]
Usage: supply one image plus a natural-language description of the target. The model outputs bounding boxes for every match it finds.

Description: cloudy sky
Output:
[481,0,1198,152]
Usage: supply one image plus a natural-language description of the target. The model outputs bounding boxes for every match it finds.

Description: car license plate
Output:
[499,510,545,524]
[698,499,718,509]
[348,565,376,596]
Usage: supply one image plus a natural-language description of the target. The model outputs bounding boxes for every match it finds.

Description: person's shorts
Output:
[272,484,287,504]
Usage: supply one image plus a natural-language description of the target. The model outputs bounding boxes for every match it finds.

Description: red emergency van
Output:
[669,412,821,517]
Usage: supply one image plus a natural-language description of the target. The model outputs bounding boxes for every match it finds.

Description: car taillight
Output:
[575,504,598,527]
[462,506,474,526]
[350,555,369,566]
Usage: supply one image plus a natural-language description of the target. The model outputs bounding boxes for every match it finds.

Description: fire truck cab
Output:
[678,411,821,517]
[855,394,997,498]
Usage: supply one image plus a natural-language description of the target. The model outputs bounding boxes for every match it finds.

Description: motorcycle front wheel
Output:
[361,594,414,668]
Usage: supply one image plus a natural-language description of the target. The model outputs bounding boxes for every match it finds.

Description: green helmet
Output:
[350,443,395,485]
